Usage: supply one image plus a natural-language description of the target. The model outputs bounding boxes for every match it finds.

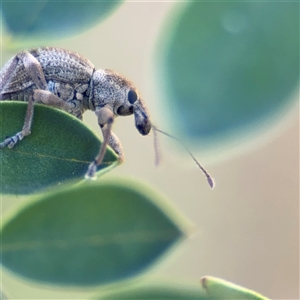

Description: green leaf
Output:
[96,282,210,299]
[160,2,299,142]
[1,1,123,43]
[0,289,10,300]
[0,101,118,195]
[0,180,187,286]
[201,276,269,300]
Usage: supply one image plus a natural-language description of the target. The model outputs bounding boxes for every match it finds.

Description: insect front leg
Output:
[101,126,124,161]
[85,106,124,179]
[96,106,124,162]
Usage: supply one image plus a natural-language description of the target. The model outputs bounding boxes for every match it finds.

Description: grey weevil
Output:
[0,47,214,188]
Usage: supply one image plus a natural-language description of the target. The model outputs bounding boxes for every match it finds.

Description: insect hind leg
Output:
[0,55,19,93]
[0,95,34,149]
[1,51,48,149]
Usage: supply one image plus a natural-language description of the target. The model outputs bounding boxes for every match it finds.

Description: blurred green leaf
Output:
[0,101,118,194]
[160,2,299,142]
[0,289,10,300]
[96,282,209,299]
[201,276,269,300]
[0,180,187,286]
[1,1,123,43]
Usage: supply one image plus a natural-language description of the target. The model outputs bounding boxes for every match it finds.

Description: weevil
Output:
[0,47,214,188]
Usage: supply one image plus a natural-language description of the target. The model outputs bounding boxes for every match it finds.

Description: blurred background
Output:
[0,1,299,299]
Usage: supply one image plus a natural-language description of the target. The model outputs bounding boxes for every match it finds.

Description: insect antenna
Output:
[152,125,160,167]
[152,125,215,189]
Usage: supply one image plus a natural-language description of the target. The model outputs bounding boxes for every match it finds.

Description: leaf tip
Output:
[200,276,209,290]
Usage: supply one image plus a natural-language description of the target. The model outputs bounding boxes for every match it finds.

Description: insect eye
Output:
[128,89,137,104]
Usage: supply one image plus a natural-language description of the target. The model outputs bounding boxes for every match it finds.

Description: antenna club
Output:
[207,177,215,189]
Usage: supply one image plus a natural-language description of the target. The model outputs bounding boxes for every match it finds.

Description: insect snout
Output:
[137,120,152,136]
[134,106,151,136]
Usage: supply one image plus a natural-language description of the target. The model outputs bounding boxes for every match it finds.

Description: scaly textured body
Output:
[0,47,151,178]
[0,47,95,118]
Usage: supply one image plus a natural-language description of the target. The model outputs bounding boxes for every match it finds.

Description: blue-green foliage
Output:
[1,1,123,39]
[1,180,184,286]
[161,2,299,140]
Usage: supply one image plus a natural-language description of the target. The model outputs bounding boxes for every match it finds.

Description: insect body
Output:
[0,47,151,178]
[0,47,214,188]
